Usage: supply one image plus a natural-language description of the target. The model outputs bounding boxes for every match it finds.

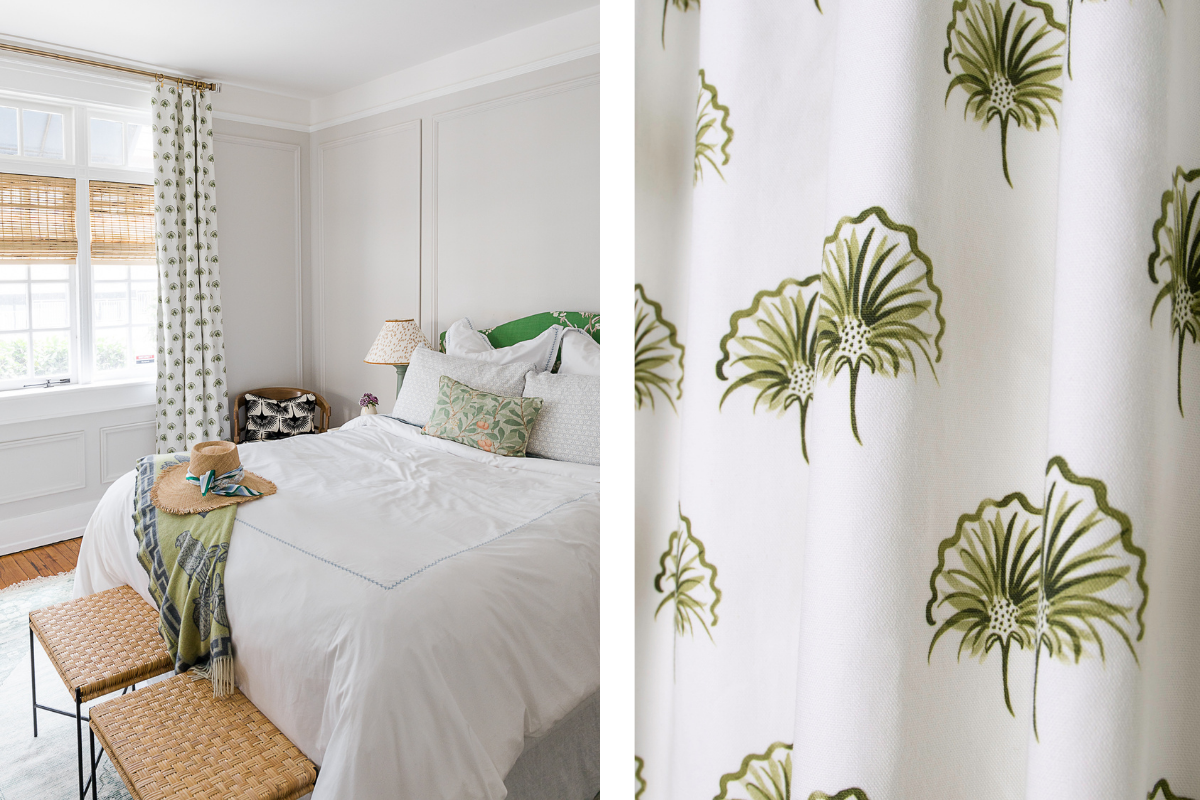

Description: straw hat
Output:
[151,441,276,515]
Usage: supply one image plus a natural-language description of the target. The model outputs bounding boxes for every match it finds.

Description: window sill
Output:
[0,377,155,426]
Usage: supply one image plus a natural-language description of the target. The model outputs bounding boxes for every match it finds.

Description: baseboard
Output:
[0,499,98,557]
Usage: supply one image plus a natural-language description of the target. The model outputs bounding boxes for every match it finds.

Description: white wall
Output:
[0,39,598,554]
[312,55,600,423]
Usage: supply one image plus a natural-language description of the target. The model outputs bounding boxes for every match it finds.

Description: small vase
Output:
[360,406,378,416]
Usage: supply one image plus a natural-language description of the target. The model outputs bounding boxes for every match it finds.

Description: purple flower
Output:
[360,392,379,407]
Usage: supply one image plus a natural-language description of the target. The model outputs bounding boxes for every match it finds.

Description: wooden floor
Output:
[0,538,80,591]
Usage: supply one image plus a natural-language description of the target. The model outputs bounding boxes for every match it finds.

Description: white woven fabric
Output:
[636,2,1200,800]
[524,371,600,466]
[392,346,533,427]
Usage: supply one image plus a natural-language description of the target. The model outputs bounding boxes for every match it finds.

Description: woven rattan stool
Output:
[29,584,173,800]
[90,673,318,800]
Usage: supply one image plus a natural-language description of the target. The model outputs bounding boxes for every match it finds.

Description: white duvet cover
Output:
[74,415,599,800]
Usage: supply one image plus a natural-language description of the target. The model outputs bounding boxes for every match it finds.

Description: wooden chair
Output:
[232,388,331,444]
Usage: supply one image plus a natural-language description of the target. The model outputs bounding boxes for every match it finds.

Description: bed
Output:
[72,315,600,800]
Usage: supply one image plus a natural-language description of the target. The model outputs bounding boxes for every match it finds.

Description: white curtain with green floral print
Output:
[151,83,228,453]
[636,2,1200,800]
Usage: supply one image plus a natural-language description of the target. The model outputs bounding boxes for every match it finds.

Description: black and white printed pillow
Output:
[244,393,318,441]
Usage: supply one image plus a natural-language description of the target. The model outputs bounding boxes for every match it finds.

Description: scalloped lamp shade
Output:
[363,319,429,365]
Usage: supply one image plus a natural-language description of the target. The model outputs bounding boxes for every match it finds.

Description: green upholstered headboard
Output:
[439,311,600,352]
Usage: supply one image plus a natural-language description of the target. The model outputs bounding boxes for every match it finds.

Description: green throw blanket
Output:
[131,453,236,696]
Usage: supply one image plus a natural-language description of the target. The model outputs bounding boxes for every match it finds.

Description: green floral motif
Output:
[636,756,647,800]
[422,376,543,457]
[1150,779,1195,800]
[815,207,945,444]
[717,277,822,462]
[926,457,1148,738]
[1033,455,1147,736]
[636,284,686,412]
[1150,167,1200,415]
[696,70,733,186]
[715,742,791,800]
[662,0,697,47]
[927,493,1042,714]
[944,0,1064,187]
[809,791,871,800]
[655,507,721,642]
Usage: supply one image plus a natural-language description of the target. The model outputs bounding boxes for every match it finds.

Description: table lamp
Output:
[364,319,430,396]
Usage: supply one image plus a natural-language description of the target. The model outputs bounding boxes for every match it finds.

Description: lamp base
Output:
[395,363,409,398]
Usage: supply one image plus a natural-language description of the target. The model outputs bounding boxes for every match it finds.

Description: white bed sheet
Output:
[74,415,599,800]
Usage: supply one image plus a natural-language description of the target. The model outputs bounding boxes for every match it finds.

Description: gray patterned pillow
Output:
[392,346,534,427]
[523,371,599,466]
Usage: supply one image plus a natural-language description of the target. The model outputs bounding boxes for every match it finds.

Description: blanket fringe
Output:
[188,656,235,698]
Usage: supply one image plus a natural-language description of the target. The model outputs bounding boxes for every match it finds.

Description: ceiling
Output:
[0,0,596,99]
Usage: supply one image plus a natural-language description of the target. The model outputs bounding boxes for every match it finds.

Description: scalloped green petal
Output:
[715,743,791,800]
[654,507,721,643]
[635,284,685,413]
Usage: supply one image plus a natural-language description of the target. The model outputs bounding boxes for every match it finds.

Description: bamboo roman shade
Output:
[0,172,77,259]
[89,180,155,261]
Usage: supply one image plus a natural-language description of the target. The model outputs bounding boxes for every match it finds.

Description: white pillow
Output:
[557,329,600,376]
[442,317,564,373]
[392,346,534,427]
[524,371,599,466]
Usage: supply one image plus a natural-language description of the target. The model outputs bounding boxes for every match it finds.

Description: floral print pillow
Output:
[421,376,543,457]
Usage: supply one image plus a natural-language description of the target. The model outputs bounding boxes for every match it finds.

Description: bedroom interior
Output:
[0,2,601,799]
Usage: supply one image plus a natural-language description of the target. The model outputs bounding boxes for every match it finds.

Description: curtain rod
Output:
[0,40,218,91]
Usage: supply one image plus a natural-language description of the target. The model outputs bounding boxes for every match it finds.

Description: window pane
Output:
[126,123,152,171]
[0,283,28,331]
[30,264,69,280]
[0,332,28,379]
[94,329,128,372]
[0,107,16,156]
[0,264,27,281]
[93,264,128,281]
[22,111,65,160]
[130,263,156,281]
[32,330,69,376]
[89,118,124,165]
[31,282,68,328]
[131,281,156,324]
[132,326,155,366]
[93,281,129,326]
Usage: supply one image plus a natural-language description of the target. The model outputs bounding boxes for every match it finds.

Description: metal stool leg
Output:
[76,693,84,800]
[29,627,37,737]
[89,726,98,800]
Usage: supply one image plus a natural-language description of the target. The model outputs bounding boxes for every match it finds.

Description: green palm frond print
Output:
[928,493,1042,715]
[944,0,1064,187]
[662,0,698,47]
[715,742,792,800]
[1033,455,1147,736]
[635,756,647,800]
[809,791,872,800]
[696,70,734,186]
[1149,166,1200,416]
[635,284,685,412]
[1150,779,1195,800]
[815,207,946,444]
[926,456,1148,739]
[717,276,822,462]
[654,507,721,641]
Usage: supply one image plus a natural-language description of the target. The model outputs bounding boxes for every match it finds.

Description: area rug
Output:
[0,572,131,800]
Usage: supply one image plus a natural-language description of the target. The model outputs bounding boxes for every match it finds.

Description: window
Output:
[0,93,153,393]
[89,180,156,378]
[0,173,77,389]
[0,100,69,162]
